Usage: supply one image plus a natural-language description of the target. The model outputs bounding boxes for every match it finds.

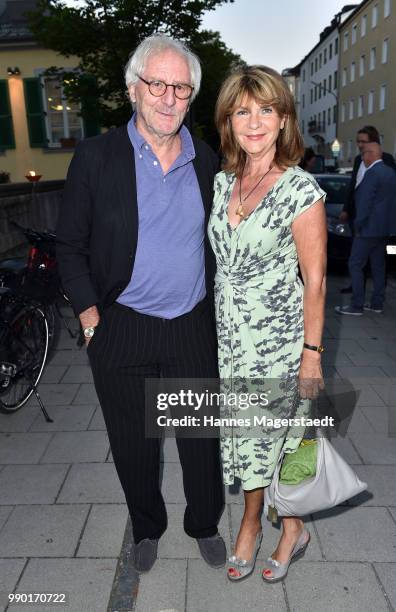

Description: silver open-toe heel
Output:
[262,528,310,583]
[227,531,263,582]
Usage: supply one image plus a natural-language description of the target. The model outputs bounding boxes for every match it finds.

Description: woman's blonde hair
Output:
[215,65,304,176]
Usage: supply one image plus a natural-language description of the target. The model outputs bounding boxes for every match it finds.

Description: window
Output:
[319,53,322,69]
[384,0,391,17]
[310,88,313,104]
[370,47,376,70]
[318,83,322,99]
[361,14,367,36]
[347,139,352,160]
[329,74,332,91]
[302,69,306,82]
[327,107,331,125]
[333,105,337,124]
[372,3,378,27]
[342,68,347,87]
[314,86,317,102]
[315,57,318,72]
[352,23,357,44]
[334,70,338,89]
[302,93,305,109]
[341,103,346,122]
[382,38,389,63]
[302,120,305,135]
[349,99,354,120]
[335,37,339,54]
[380,84,386,110]
[343,31,349,51]
[329,43,333,59]
[324,48,327,64]
[322,110,326,127]
[311,61,314,76]
[368,90,374,114]
[358,95,364,117]
[360,55,365,77]
[42,77,84,147]
[350,62,356,82]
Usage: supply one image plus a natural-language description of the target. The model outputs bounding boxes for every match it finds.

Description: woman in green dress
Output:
[208,66,327,582]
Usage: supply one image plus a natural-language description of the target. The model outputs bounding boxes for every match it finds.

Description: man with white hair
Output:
[56,34,225,573]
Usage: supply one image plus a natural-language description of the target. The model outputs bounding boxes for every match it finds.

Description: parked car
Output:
[315,174,396,271]
[315,174,352,263]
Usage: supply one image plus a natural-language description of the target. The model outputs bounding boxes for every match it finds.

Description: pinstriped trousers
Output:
[87,297,224,544]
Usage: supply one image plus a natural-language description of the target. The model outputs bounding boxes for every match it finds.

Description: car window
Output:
[316,177,350,203]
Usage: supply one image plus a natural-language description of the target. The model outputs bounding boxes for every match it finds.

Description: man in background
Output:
[336,143,396,315]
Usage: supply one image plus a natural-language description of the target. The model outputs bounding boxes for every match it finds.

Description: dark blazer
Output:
[354,161,396,237]
[56,125,219,315]
[343,151,396,218]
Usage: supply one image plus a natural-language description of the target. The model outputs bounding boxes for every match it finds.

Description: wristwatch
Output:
[303,342,324,353]
[83,326,96,339]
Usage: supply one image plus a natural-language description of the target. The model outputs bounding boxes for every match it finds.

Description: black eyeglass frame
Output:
[136,75,194,100]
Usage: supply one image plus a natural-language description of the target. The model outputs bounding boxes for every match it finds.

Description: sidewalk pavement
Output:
[1,273,396,612]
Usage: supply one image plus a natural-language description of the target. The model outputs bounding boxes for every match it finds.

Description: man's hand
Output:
[339,211,349,223]
[79,305,100,345]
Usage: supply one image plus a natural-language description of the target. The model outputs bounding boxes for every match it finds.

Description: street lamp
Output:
[331,138,341,171]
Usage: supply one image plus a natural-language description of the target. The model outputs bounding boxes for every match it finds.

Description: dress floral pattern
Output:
[208,165,326,490]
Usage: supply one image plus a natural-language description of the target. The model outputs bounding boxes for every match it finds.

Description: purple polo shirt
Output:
[116,114,206,318]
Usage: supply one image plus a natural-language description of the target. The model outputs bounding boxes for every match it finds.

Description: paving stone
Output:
[0,559,26,612]
[72,384,99,405]
[87,407,105,430]
[285,561,389,612]
[389,508,396,523]
[321,351,353,366]
[348,432,396,464]
[11,558,117,612]
[30,405,96,432]
[230,504,323,562]
[336,366,389,379]
[40,365,68,384]
[0,505,89,557]
[0,465,68,505]
[77,504,128,558]
[313,506,396,561]
[0,506,13,531]
[160,437,179,462]
[0,433,52,464]
[135,559,186,612]
[61,366,94,384]
[187,558,286,612]
[57,463,124,504]
[381,364,396,377]
[26,384,80,407]
[373,563,396,610]
[349,351,396,367]
[0,407,40,433]
[360,405,394,433]
[358,338,396,353]
[157,502,231,559]
[162,461,187,503]
[348,466,396,506]
[50,350,89,366]
[40,431,109,463]
[371,381,396,405]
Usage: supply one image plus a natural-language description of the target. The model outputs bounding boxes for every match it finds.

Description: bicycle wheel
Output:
[0,304,49,413]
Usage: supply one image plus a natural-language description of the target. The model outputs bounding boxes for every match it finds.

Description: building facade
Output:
[0,0,100,182]
[337,0,396,166]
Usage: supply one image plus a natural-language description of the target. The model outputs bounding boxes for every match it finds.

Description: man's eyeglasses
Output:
[137,75,194,100]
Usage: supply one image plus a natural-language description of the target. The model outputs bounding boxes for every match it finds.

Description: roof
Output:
[0,0,38,43]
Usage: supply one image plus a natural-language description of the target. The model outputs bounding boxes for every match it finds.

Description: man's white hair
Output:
[124,33,201,102]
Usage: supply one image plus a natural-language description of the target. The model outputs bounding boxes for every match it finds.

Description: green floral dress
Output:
[208,165,326,490]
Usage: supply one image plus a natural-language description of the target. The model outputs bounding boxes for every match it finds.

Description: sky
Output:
[201,0,353,71]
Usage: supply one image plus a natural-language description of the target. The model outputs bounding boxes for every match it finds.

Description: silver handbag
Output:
[264,429,368,522]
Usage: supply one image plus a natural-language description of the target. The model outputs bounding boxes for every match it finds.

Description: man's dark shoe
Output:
[334,305,363,316]
[133,538,159,573]
[196,533,226,568]
[364,303,383,313]
[340,286,352,294]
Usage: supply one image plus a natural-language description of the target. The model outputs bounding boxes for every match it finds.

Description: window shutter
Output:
[23,78,46,148]
[80,75,100,138]
[0,80,15,150]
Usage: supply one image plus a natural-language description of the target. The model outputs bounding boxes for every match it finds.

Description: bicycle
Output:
[0,286,52,421]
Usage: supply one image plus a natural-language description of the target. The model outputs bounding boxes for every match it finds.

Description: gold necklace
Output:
[236,164,273,219]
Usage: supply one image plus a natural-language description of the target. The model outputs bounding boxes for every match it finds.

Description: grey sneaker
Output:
[196,533,226,568]
[364,304,383,313]
[335,305,363,316]
[133,538,159,573]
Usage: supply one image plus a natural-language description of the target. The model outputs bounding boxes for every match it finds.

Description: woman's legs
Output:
[270,516,306,563]
[232,487,263,560]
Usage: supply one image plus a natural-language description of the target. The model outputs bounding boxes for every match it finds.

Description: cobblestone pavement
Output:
[0,272,395,612]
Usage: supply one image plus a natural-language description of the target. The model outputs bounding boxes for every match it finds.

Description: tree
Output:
[28,0,243,147]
